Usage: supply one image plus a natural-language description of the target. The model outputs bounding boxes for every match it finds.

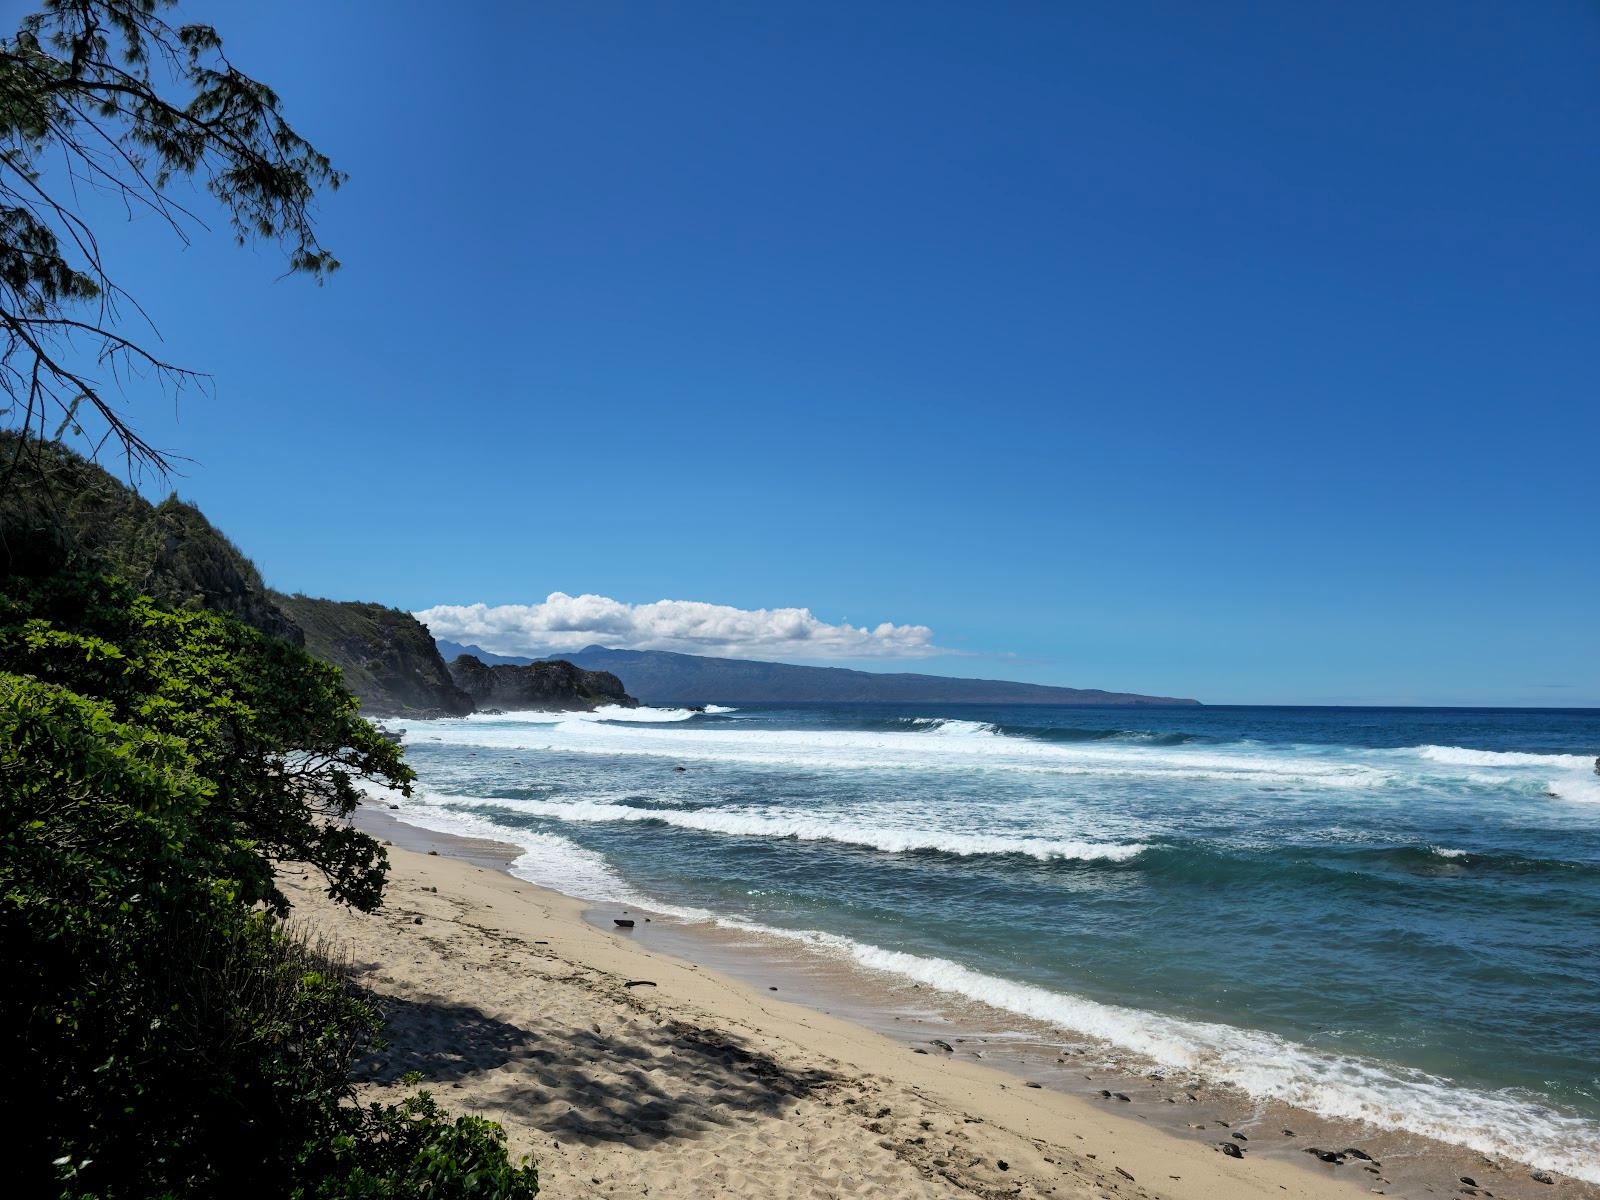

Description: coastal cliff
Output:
[0,433,301,644]
[448,653,636,712]
[272,594,474,718]
[0,440,626,720]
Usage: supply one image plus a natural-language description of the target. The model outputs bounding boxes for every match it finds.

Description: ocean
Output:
[375,702,1600,1181]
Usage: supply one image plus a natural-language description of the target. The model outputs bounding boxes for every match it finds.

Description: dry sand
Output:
[282,830,1387,1200]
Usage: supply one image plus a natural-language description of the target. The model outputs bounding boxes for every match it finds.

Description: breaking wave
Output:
[403,790,1145,862]
[375,791,1600,1183]
[399,715,1397,790]
[757,928,1600,1183]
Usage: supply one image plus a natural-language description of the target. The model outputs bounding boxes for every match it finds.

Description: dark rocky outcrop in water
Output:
[447,654,636,712]
[436,640,1199,706]
[273,594,473,718]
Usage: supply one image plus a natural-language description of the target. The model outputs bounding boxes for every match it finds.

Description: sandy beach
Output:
[282,814,1397,1200]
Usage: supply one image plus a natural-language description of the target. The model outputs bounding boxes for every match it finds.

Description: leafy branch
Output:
[0,0,343,489]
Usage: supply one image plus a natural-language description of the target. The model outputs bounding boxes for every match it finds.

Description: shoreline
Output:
[301,805,1596,1198]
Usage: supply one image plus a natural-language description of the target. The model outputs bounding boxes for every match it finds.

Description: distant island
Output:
[434,641,1200,706]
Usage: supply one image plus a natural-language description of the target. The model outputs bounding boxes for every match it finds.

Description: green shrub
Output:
[0,569,536,1197]
[299,1093,539,1200]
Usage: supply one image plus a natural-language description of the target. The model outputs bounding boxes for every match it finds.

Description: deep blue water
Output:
[380,703,1600,1180]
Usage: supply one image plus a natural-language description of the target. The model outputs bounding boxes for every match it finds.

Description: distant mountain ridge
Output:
[436,640,536,667]
[433,641,1198,706]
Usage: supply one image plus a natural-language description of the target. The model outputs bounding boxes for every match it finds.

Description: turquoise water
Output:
[381,703,1600,1180]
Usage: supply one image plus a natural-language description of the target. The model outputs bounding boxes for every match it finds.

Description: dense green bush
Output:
[0,432,304,643]
[0,568,537,1197]
[2,570,407,912]
[298,1093,539,1200]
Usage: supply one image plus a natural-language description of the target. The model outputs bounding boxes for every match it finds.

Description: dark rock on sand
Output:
[614,918,635,928]
[1219,1142,1243,1159]
[930,1039,954,1053]
[1531,1169,1555,1184]
[1113,1092,1131,1102]
[1231,1132,1248,1141]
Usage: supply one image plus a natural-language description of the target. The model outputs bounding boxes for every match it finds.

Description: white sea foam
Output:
[909,717,999,736]
[371,780,1600,1183]
[1404,745,1600,806]
[590,704,707,723]
[397,714,1396,790]
[370,792,643,903]
[408,790,1144,862]
[442,704,706,726]
[380,794,1600,1182]
[703,704,737,714]
[1549,774,1600,805]
[1416,745,1594,770]
[699,907,1600,1180]
[372,712,1600,1181]
[757,930,1600,1183]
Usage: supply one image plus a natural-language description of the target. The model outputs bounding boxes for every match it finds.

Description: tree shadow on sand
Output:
[359,993,838,1147]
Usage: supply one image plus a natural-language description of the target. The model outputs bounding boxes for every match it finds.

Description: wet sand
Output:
[285,806,1593,1199]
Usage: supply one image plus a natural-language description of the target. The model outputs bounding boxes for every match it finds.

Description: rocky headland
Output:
[447,653,635,712]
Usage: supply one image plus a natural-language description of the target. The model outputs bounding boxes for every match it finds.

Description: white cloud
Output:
[414,592,947,661]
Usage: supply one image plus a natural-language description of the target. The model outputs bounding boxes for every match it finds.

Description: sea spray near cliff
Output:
[381,702,1600,1182]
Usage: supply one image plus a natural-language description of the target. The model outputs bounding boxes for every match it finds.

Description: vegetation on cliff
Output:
[0,433,301,642]
[0,2,537,1184]
[1,552,539,1195]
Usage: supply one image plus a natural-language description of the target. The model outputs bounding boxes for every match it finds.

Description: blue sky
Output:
[67,1,1600,705]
